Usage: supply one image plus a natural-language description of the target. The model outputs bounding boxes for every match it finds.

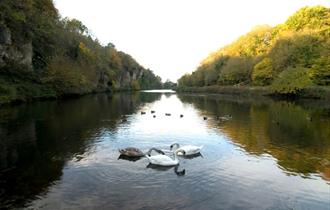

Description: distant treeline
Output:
[178,6,330,95]
[0,0,162,104]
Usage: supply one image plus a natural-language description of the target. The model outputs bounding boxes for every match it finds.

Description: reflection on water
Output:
[146,164,186,176]
[178,94,330,181]
[0,92,329,209]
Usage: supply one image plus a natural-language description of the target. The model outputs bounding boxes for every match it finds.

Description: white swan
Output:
[170,143,203,156]
[145,150,183,166]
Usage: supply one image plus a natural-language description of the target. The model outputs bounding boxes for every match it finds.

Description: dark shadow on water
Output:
[0,92,162,209]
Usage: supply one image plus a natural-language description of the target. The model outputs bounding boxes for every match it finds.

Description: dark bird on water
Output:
[203,117,208,120]
[153,115,156,118]
[121,115,128,122]
[165,113,171,116]
[119,147,165,157]
[151,110,155,114]
[180,114,184,118]
[141,111,146,115]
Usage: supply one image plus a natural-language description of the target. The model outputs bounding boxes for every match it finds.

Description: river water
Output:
[0,91,329,209]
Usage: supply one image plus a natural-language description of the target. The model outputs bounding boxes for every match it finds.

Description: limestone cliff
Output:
[0,0,162,105]
[0,26,32,70]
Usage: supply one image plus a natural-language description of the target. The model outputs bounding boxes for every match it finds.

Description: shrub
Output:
[0,81,17,103]
[252,58,273,86]
[44,56,91,94]
[130,80,140,90]
[309,56,330,85]
[218,57,253,85]
[271,67,312,95]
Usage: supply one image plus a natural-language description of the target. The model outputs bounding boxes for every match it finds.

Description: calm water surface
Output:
[0,91,329,209]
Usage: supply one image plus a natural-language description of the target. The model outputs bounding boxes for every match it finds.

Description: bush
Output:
[0,81,17,103]
[130,80,140,90]
[218,57,253,85]
[271,67,312,95]
[309,56,330,85]
[252,58,273,86]
[44,56,92,94]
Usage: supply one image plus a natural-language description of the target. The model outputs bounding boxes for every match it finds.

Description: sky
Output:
[54,0,330,82]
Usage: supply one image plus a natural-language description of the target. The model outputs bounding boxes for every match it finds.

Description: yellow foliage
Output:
[78,42,95,61]
[45,56,93,93]
[252,58,273,86]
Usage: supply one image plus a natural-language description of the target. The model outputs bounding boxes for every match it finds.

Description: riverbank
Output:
[0,85,172,107]
[0,87,114,107]
[0,81,111,107]
[176,85,330,100]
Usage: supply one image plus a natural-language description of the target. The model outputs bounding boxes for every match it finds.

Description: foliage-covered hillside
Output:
[0,0,162,104]
[178,6,330,95]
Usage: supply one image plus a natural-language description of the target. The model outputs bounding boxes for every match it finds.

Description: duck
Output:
[121,115,128,122]
[151,110,155,114]
[153,115,156,118]
[203,117,208,120]
[121,118,128,122]
[119,147,164,158]
[145,149,183,166]
[170,143,203,156]
[165,113,171,116]
[141,111,146,115]
[180,114,184,118]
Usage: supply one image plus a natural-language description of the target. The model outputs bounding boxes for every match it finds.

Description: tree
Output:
[218,57,253,85]
[252,58,273,86]
[177,6,330,92]
[63,18,88,35]
[271,67,312,95]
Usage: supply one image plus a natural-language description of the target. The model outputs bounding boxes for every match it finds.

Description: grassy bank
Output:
[176,85,330,100]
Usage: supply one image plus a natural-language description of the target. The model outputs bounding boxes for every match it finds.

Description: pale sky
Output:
[54,0,329,82]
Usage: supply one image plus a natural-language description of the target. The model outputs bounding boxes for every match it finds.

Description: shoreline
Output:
[176,85,330,101]
[1,85,330,108]
[0,88,169,107]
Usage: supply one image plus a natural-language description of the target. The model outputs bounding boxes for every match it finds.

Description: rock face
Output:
[119,68,143,88]
[0,26,33,70]
[96,67,143,91]
[0,26,11,45]
[97,71,111,91]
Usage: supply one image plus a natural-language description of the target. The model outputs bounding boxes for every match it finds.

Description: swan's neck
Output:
[172,152,178,161]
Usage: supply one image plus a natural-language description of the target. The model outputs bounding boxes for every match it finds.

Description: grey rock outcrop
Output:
[119,68,143,88]
[0,25,32,70]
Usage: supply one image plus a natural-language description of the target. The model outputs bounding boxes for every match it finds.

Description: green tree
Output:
[271,67,312,95]
[310,56,330,85]
[218,57,253,85]
[252,58,273,86]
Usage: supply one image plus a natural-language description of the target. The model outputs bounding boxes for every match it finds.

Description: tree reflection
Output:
[0,92,161,208]
[178,94,330,181]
